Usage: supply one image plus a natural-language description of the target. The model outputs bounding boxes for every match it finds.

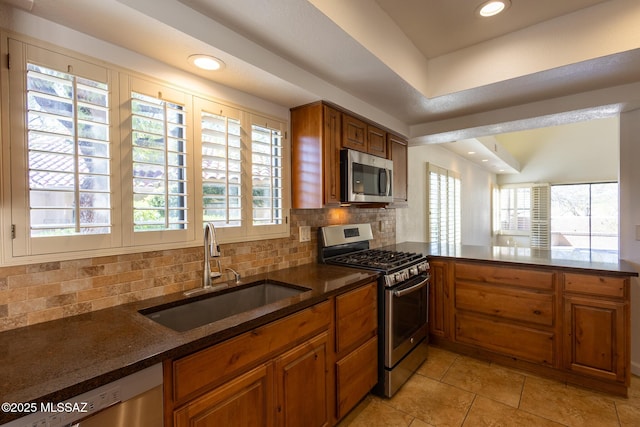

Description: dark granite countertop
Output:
[388,242,638,276]
[0,263,377,424]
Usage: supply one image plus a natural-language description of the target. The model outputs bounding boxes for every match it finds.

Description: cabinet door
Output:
[367,125,387,157]
[342,114,367,152]
[388,134,407,206]
[335,281,377,356]
[429,259,451,338]
[323,105,342,206]
[563,295,628,383]
[174,364,272,427]
[335,336,377,420]
[274,332,329,427]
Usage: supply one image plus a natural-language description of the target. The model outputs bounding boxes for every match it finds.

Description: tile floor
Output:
[338,347,640,427]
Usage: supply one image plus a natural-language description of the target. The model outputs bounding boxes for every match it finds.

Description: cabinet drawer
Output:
[173,364,271,427]
[456,262,554,291]
[455,313,554,365]
[564,273,627,298]
[455,282,554,326]
[336,336,378,420]
[335,282,377,355]
[172,301,331,404]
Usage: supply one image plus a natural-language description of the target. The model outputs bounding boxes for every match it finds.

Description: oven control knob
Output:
[409,266,418,276]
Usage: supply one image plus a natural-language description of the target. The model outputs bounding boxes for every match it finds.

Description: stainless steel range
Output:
[319,223,429,397]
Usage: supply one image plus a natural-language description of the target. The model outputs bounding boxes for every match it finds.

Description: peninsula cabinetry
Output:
[563,273,629,384]
[428,257,633,396]
[453,262,557,366]
[427,258,452,339]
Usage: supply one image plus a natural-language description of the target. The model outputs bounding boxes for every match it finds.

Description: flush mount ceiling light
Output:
[188,54,225,71]
[477,0,510,17]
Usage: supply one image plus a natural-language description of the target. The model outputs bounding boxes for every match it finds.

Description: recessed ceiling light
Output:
[468,151,476,155]
[188,54,225,71]
[477,0,510,17]
[481,159,489,162]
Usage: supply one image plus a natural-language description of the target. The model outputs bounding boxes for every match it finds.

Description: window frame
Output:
[2,35,290,264]
[7,39,122,257]
[121,76,195,247]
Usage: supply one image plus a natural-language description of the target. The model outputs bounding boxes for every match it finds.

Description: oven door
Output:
[384,273,429,367]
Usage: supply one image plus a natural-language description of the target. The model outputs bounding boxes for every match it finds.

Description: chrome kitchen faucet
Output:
[203,222,222,289]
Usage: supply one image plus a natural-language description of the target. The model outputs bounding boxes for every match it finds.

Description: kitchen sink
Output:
[140,281,310,332]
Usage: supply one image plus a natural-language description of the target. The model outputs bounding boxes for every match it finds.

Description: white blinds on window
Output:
[427,163,461,245]
[531,184,551,249]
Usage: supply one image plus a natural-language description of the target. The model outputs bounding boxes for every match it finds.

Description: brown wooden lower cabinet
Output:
[563,294,628,382]
[165,281,379,426]
[335,336,377,420]
[173,364,273,427]
[429,259,633,396]
[275,332,330,427]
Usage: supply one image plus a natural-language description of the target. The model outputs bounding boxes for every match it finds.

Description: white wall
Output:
[619,109,640,375]
[395,144,495,245]
[496,117,619,186]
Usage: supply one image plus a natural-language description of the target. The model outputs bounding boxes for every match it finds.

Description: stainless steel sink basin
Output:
[140,281,310,332]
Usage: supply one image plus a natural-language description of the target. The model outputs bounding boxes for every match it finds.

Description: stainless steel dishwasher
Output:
[3,363,163,427]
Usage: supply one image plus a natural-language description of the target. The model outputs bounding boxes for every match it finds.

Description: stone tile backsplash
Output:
[0,208,395,332]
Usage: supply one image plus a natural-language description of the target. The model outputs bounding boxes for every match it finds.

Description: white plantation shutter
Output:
[530,184,550,249]
[199,104,242,229]
[131,91,188,232]
[427,163,461,245]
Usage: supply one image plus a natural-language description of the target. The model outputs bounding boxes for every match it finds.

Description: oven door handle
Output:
[392,275,429,297]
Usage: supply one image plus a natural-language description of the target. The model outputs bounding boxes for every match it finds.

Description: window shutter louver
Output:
[530,184,550,249]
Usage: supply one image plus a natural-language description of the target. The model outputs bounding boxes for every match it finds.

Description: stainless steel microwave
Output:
[340,149,393,203]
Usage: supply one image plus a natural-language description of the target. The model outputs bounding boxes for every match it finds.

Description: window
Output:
[200,108,242,228]
[27,63,111,237]
[251,121,284,227]
[8,40,118,257]
[427,163,460,245]
[496,184,550,248]
[6,37,289,262]
[194,100,289,243]
[131,92,188,232]
[551,183,618,252]
[499,187,530,233]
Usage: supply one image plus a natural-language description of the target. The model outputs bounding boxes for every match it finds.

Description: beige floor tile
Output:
[416,346,459,380]
[409,418,436,427]
[616,402,640,427]
[441,356,525,408]
[462,396,566,427]
[337,395,414,427]
[387,374,475,427]
[520,375,619,426]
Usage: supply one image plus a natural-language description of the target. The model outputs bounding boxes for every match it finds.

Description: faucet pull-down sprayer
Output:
[203,222,222,289]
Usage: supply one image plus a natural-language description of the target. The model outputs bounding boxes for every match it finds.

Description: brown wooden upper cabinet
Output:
[388,134,408,206]
[291,101,407,208]
[342,114,387,158]
[291,103,342,208]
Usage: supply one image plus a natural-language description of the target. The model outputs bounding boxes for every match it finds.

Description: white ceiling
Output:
[4,0,640,173]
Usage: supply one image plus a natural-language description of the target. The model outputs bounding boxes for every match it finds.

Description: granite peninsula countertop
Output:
[0,263,378,424]
[388,242,638,276]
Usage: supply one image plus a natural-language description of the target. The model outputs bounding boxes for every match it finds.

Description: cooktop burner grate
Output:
[329,249,423,270]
